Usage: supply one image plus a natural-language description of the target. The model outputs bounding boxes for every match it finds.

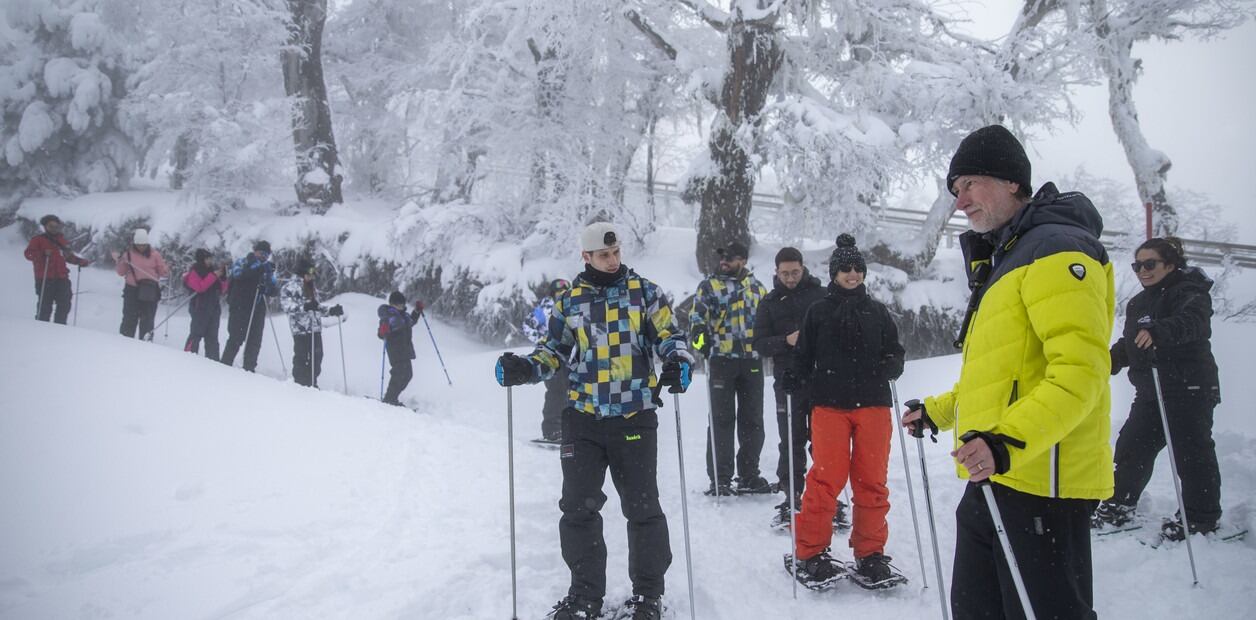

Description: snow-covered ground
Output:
[1,222,1254,619]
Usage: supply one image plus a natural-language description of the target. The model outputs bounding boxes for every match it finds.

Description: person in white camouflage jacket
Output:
[280,257,344,388]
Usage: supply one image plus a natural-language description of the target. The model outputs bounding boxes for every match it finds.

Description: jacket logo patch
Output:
[1069,263,1086,281]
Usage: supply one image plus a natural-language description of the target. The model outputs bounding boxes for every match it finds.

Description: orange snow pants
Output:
[795,405,892,561]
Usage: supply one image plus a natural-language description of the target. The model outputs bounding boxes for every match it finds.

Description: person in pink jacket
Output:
[183,249,229,359]
[114,228,170,340]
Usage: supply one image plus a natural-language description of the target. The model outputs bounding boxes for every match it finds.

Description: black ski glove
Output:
[903,399,939,442]
[691,327,712,358]
[327,304,344,317]
[303,300,319,311]
[959,430,1027,476]
[879,354,904,380]
[659,359,692,394]
[780,368,802,394]
[495,352,533,387]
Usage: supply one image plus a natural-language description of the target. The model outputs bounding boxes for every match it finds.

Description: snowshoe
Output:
[609,595,665,620]
[547,595,603,620]
[784,551,847,591]
[1159,516,1219,542]
[849,553,908,590]
[770,500,798,531]
[1090,501,1136,530]
[704,481,735,497]
[735,475,773,495]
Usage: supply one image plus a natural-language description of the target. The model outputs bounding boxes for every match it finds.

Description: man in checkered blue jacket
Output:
[689,241,770,497]
[495,222,694,620]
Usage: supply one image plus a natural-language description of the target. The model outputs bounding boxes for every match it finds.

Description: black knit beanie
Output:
[828,234,866,278]
[388,291,406,306]
[947,125,1031,197]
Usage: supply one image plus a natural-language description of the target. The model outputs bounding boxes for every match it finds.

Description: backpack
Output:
[378,318,390,340]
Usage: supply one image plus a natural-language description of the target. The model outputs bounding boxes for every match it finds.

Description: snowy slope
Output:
[2,226,1255,619]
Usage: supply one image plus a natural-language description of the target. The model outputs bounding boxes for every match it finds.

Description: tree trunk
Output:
[169,132,196,190]
[281,0,342,211]
[692,16,783,274]
[1093,4,1176,234]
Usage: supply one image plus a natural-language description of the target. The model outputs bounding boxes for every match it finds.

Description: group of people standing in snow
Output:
[496,125,1225,620]
[23,229,428,406]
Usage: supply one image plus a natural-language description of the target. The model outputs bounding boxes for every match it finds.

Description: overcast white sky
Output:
[962,4,1256,243]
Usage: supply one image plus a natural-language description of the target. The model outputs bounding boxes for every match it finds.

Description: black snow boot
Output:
[1090,501,1137,529]
[785,550,846,590]
[705,480,735,497]
[770,498,799,530]
[617,595,663,620]
[1160,516,1218,542]
[850,552,907,590]
[548,595,602,620]
[736,475,773,495]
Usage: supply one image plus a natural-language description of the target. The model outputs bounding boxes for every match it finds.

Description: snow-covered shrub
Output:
[0,0,138,200]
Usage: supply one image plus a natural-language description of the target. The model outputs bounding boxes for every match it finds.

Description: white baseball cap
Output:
[580,222,620,253]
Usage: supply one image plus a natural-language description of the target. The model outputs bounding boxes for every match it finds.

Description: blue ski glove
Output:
[495,352,532,387]
[659,360,691,393]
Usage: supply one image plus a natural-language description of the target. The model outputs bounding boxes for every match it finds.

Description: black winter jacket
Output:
[752,270,826,375]
[1111,267,1220,402]
[379,304,421,363]
[794,282,905,409]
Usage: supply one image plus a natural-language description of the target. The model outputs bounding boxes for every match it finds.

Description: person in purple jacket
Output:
[378,290,424,406]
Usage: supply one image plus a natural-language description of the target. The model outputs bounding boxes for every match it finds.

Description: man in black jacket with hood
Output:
[752,247,832,528]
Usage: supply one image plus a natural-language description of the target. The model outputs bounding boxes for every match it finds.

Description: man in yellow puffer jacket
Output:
[903,125,1115,620]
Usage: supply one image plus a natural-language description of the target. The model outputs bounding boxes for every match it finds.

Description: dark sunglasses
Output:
[834,263,865,273]
[1130,259,1164,273]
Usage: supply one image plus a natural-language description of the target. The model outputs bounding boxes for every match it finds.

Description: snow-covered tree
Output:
[123,0,291,206]
[0,0,137,204]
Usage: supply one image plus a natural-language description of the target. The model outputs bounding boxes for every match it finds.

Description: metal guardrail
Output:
[480,167,1256,268]
[635,178,1256,269]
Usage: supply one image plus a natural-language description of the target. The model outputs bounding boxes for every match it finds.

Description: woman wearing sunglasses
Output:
[1093,237,1222,541]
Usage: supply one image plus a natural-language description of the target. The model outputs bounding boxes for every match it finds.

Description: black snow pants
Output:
[35,278,72,324]
[773,382,810,499]
[951,482,1097,620]
[560,408,671,602]
[384,354,413,405]
[541,369,569,439]
[184,298,222,360]
[221,296,266,371]
[120,285,159,340]
[705,356,765,485]
[1111,395,1222,526]
[292,331,324,388]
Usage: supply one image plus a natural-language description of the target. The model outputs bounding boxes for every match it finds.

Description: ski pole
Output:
[889,381,929,590]
[979,481,1036,620]
[268,312,287,376]
[420,313,453,385]
[337,317,348,395]
[380,342,387,400]
[310,327,316,387]
[506,385,519,620]
[152,295,193,337]
[1152,362,1200,586]
[36,253,51,319]
[906,398,950,620]
[705,365,721,504]
[73,265,82,326]
[671,392,698,620]
[786,393,799,600]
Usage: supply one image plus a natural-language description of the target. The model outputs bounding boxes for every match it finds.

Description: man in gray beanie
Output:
[903,125,1116,618]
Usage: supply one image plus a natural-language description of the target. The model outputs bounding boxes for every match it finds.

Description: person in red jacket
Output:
[24,214,90,324]
[183,249,229,360]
